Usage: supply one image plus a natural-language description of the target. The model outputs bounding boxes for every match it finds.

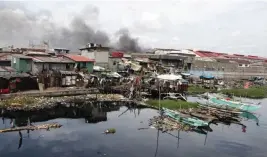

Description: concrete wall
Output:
[95,51,109,63]
[192,60,267,74]
[81,50,95,59]
[81,50,109,67]
[190,70,267,80]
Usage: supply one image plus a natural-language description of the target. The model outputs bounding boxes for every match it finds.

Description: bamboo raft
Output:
[0,123,62,133]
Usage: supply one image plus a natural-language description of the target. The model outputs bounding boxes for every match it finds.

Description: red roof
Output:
[64,54,95,62]
[111,51,124,58]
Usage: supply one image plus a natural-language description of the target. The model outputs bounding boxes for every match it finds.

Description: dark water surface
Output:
[0,98,266,157]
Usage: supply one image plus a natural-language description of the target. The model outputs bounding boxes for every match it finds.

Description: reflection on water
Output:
[0,98,266,157]
[240,112,260,126]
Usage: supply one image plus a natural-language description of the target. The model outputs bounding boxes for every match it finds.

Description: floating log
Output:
[0,123,62,133]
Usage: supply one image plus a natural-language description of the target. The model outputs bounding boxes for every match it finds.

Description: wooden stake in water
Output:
[158,79,161,110]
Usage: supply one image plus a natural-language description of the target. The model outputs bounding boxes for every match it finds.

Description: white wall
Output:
[81,49,109,64]
[81,50,95,59]
[95,51,109,63]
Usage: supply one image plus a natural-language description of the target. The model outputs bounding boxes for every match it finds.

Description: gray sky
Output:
[1,0,267,55]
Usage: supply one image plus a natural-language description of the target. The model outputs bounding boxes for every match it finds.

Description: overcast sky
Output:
[1,0,267,56]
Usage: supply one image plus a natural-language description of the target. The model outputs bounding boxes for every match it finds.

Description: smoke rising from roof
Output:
[116,28,142,52]
[0,2,143,52]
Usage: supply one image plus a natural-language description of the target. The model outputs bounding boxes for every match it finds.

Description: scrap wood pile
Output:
[179,107,241,123]
[149,116,192,132]
[146,98,252,135]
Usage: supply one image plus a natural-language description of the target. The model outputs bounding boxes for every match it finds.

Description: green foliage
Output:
[107,128,116,133]
[221,86,267,99]
[146,99,199,110]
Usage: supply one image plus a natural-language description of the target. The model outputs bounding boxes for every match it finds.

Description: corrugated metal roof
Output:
[21,48,46,52]
[2,66,16,72]
[31,56,74,63]
[0,53,11,61]
[0,66,7,72]
[0,66,16,73]
[64,54,95,62]
[12,54,33,59]
[25,51,50,56]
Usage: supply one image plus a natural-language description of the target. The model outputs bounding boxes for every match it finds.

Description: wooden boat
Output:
[201,93,261,112]
[197,103,243,114]
[162,107,209,127]
[208,97,261,112]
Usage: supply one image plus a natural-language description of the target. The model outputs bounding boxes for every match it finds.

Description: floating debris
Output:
[0,123,62,133]
[104,128,116,134]
[0,94,130,111]
[149,116,192,132]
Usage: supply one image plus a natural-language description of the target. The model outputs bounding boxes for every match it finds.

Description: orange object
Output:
[244,82,250,89]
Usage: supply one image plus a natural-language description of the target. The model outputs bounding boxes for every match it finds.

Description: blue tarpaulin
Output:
[199,73,215,79]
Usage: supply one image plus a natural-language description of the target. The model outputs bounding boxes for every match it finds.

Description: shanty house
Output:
[64,54,95,73]
[30,55,75,74]
[109,51,124,72]
[149,54,187,71]
[154,49,196,71]
[28,55,75,88]
[80,43,110,68]
[11,54,33,73]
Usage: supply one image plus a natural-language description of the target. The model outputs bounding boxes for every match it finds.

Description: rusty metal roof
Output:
[0,53,12,61]
[64,54,95,62]
[31,56,74,63]
[12,54,33,59]
[25,51,50,56]
[0,66,16,72]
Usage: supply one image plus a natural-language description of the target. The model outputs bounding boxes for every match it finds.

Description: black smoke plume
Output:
[116,28,142,52]
[0,2,143,52]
